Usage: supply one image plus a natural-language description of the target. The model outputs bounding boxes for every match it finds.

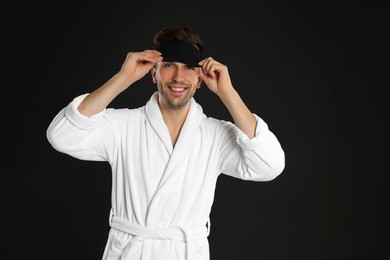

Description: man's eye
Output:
[187,66,195,70]
[164,63,173,68]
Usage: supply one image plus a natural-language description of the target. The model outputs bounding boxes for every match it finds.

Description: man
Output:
[46,25,285,260]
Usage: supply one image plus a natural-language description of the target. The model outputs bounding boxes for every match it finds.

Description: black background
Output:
[3,1,388,259]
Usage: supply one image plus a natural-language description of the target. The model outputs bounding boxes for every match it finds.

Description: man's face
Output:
[152,61,202,110]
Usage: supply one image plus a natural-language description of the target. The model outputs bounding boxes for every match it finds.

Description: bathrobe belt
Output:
[110,215,210,260]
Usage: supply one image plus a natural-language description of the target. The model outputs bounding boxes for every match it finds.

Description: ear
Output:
[197,76,202,89]
[151,66,157,84]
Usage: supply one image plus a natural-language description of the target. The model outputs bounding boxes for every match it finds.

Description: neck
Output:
[159,101,190,128]
[158,100,191,147]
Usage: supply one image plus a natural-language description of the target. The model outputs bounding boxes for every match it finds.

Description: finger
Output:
[200,65,210,79]
[138,52,163,64]
[199,67,211,80]
[141,50,163,60]
[205,59,214,74]
[144,49,162,56]
[199,67,208,80]
[198,58,208,66]
[199,57,211,68]
[200,58,211,74]
[198,67,204,79]
[204,59,219,75]
[204,57,222,74]
[202,66,216,79]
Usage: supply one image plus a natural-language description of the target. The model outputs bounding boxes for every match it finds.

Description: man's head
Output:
[151,26,204,110]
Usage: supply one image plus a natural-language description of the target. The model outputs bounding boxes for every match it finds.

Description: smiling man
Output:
[46,25,285,260]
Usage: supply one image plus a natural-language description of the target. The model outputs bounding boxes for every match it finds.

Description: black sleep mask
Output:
[157,39,203,67]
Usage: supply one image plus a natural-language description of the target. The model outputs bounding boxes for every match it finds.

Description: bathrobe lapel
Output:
[145,92,174,155]
[144,92,205,226]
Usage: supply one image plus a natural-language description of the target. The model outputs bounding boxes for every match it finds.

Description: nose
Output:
[172,67,185,82]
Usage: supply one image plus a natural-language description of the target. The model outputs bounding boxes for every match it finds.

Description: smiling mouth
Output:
[168,85,188,93]
[170,87,185,91]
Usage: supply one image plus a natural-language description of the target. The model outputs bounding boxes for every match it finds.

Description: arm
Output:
[199,57,284,180]
[46,94,116,162]
[47,50,161,161]
[78,50,162,117]
[218,115,285,181]
[198,57,256,138]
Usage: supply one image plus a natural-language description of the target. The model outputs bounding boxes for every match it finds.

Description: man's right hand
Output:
[119,50,163,85]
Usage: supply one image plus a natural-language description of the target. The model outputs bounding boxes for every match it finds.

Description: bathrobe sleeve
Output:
[218,114,285,181]
[46,93,119,163]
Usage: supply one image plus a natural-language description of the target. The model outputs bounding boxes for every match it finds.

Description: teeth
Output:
[171,87,185,91]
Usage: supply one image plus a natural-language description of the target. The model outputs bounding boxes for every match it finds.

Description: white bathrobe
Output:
[46,91,285,260]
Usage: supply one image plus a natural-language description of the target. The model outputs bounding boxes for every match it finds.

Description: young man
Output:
[47,25,285,260]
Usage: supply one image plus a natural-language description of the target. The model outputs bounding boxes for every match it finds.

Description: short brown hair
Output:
[153,25,204,53]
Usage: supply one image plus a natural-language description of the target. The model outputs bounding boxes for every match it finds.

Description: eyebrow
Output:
[162,61,194,68]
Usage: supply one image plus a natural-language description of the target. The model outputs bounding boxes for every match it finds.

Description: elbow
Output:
[46,124,71,153]
[46,125,55,146]
[242,165,284,182]
[46,126,62,152]
[267,147,286,180]
[267,150,285,181]
[265,160,285,181]
[246,153,285,182]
